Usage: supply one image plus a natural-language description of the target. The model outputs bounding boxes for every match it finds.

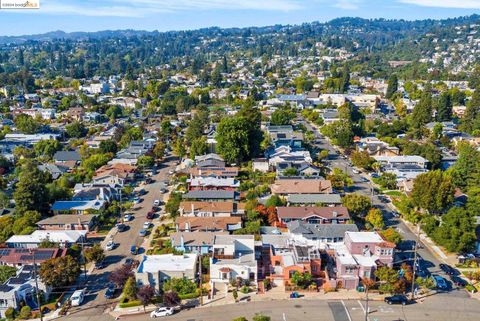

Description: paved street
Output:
[66,156,178,320]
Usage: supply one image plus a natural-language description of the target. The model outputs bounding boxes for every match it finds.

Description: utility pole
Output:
[31,250,44,321]
[198,254,203,306]
[364,284,369,321]
[410,224,420,300]
[80,237,87,281]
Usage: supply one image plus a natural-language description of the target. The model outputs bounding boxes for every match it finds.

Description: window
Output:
[312,265,317,272]
[221,272,228,279]
[345,267,355,274]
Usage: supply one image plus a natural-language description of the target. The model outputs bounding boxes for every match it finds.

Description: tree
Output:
[39,256,80,287]
[14,161,49,215]
[216,116,250,164]
[449,143,480,192]
[14,114,40,134]
[317,150,329,161]
[84,244,105,263]
[65,121,87,138]
[411,90,432,129]
[327,168,352,190]
[5,307,15,320]
[153,141,166,159]
[189,137,208,159]
[109,265,134,288]
[374,266,405,294]
[265,195,286,208]
[34,139,62,159]
[99,139,118,154]
[237,101,263,157]
[123,277,138,300]
[386,74,398,99]
[411,170,454,214]
[253,314,271,321]
[137,285,155,312]
[290,271,312,289]
[365,208,384,230]
[0,265,16,284]
[342,193,371,218]
[18,306,31,320]
[232,317,248,321]
[163,277,197,295]
[38,239,58,248]
[379,227,402,245]
[376,173,397,190]
[350,151,374,170]
[173,137,186,158]
[270,108,295,126]
[432,122,443,140]
[432,206,476,253]
[137,155,155,169]
[436,92,452,122]
[163,291,180,307]
[106,105,123,120]
[282,167,298,177]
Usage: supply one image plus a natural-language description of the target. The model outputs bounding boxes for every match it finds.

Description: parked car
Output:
[352,168,360,174]
[105,240,116,251]
[124,214,134,222]
[439,263,457,276]
[160,188,167,194]
[71,289,86,306]
[168,170,175,175]
[451,276,468,287]
[384,295,409,305]
[139,229,147,237]
[143,222,151,229]
[289,291,300,298]
[153,199,160,206]
[116,223,127,232]
[150,307,174,318]
[104,284,116,299]
[133,197,141,204]
[130,245,138,255]
[94,260,106,270]
[146,211,155,219]
[431,274,449,290]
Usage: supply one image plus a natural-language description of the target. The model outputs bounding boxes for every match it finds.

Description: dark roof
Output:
[54,151,81,162]
[37,214,97,226]
[0,284,13,292]
[287,221,358,239]
[277,206,350,220]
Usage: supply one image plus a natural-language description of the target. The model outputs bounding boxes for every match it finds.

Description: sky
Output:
[0,0,480,36]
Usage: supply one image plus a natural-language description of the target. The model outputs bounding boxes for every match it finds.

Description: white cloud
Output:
[399,0,480,9]
[333,0,363,10]
[33,0,303,17]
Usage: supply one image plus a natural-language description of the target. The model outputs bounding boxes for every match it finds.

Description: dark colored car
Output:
[104,284,116,299]
[290,292,300,298]
[384,295,409,305]
[439,263,456,276]
[94,260,105,270]
[451,276,468,287]
[117,223,126,232]
[130,245,138,255]
[146,211,154,219]
[432,275,449,290]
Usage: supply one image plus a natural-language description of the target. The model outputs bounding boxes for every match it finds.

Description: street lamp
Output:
[29,249,43,321]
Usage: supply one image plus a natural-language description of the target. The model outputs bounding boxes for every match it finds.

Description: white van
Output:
[71,289,86,306]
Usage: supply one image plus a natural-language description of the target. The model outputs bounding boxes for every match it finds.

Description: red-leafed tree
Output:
[137,285,156,312]
[109,264,134,288]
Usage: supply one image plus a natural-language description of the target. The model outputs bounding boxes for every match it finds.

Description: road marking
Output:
[357,300,365,314]
[341,300,352,321]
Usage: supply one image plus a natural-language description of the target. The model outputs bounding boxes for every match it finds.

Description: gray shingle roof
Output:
[287,221,358,239]
[287,193,342,204]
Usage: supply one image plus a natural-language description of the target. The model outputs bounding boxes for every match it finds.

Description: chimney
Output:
[191,203,195,216]
[332,211,338,218]
[180,235,185,247]
[185,222,190,232]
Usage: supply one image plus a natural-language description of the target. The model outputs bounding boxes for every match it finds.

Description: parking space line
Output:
[341,300,352,321]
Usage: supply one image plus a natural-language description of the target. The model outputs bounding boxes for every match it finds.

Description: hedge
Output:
[178,291,199,300]
[119,300,142,308]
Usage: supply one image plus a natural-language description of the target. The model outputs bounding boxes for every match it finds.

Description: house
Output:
[135,254,198,292]
[187,167,239,179]
[182,190,238,202]
[51,200,106,215]
[277,206,350,224]
[267,146,312,168]
[384,163,428,180]
[357,137,399,157]
[72,186,118,203]
[38,163,69,180]
[0,248,67,267]
[286,221,358,248]
[373,155,429,169]
[267,127,303,150]
[179,201,245,217]
[175,216,242,232]
[187,177,240,191]
[252,158,270,173]
[210,235,257,295]
[262,241,322,287]
[275,161,320,177]
[319,109,340,124]
[195,154,226,168]
[4,133,60,144]
[6,230,87,249]
[36,215,97,232]
[334,231,395,289]
[170,231,226,254]
[286,194,342,206]
[53,151,81,163]
[0,266,51,319]
[91,174,127,187]
[270,179,333,195]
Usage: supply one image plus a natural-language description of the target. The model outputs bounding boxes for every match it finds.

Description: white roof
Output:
[335,244,357,265]
[137,254,197,273]
[7,230,87,244]
[346,231,384,243]
[373,155,427,163]
[353,254,378,267]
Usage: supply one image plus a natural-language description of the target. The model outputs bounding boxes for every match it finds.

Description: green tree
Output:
[237,101,263,157]
[39,255,80,287]
[163,277,197,295]
[0,265,17,283]
[342,193,371,218]
[106,105,123,120]
[410,90,432,130]
[173,137,186,158]
[365,208,385,230]
[216,116,250,164]
[379,227,402,245]
[350,151,374,170]
[253,315,271,321]
[375,266,400,294]
[18,306,32,320]
[137,155,155,169]
[5,307,15,320]
[432,206,476,253]
[386,74,399,99]
[327,168,352,190]
[153,141,166,159]
[99,139,118,154]
[436,92,452,122]
[14,161,49,215]
[34,139,62,159]
[376,173,397,190]
[14,114,40,134]
[282,167,298,177]
[411,170,454,214]
[84,244,105,263]
[270,108,295,126]
[189,137,208,159]
[66,121,87,138]
[123,276,138,300]
[449,143,480,192]
[291,271,313,289]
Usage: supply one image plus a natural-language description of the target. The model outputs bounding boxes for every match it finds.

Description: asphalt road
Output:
[66,155,178,319]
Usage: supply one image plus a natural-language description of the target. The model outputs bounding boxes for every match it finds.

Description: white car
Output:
[150,307,174,318]
[143,222,151,229]
[124,214,133,222]
[159,188,167,194]
[352,169,360,174]
[71,289,86,306]
[153,199,160,206]
[105,241,115,251]
[168,170,175,175]
[133,197,141,204]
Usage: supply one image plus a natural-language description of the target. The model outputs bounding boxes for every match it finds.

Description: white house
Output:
[6,230,87,249]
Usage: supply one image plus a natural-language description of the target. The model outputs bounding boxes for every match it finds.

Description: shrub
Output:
[240,285,250,294]
[466,284,477,293]
[5,307,15,320]
[19,306,32,319]
[118,300,142,308]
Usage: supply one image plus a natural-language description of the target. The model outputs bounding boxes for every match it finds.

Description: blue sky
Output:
[0,0,480,36]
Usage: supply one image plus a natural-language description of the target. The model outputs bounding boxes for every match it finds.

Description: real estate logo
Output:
[0,0,40,9]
